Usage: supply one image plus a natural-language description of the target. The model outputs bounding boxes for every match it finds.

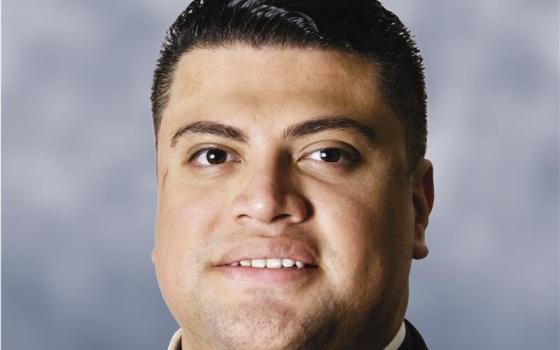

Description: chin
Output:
[201,298,333,350]
[217,326,299,350]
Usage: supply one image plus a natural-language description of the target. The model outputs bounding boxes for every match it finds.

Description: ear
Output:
[151,248,156,264]
[411,159,434,260]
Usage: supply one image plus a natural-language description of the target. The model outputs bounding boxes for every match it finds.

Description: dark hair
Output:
[151,0,427,166]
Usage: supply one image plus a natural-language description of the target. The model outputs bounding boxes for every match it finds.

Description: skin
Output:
[152,45,434,350]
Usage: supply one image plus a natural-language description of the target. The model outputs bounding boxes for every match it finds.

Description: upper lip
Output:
[214,237,319,267]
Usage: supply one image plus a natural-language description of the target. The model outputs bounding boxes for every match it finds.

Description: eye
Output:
[189,147,238,167]
[309,148,343,162]
[305,147,359,165]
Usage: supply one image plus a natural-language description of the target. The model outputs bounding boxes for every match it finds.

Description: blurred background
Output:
[3,0,558,349]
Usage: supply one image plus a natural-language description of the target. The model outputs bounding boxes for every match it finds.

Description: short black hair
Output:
[151,0,427,166]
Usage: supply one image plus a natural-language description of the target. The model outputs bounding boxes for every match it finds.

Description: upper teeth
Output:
[230,258,306,269]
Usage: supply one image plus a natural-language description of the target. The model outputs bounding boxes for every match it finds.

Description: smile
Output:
[214,238,320,284]
[228,258,310,269]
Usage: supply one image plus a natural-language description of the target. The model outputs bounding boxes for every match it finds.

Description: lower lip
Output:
[215,266,318,284]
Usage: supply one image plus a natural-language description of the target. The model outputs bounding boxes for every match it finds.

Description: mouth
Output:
[213,238,320,284]
[223,258,317,269]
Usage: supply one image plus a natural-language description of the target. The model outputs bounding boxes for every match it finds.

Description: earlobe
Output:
[413,228,429,259]
[412,159,434,260]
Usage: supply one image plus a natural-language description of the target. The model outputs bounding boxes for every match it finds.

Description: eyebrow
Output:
[284,116,377,143]
[171,121,249,147]
[170,116,377,147]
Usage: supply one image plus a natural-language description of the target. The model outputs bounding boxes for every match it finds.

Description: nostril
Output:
[231,185,311,225]
[271,213,291,222]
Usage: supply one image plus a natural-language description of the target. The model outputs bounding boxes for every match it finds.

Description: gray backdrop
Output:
[3,0,559,349]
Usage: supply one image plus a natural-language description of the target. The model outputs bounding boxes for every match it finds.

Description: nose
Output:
[230,161,309,228]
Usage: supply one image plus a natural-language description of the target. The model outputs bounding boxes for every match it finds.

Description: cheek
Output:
[310,176,413,301]
[156,179,227,241]
[153,184,226,295]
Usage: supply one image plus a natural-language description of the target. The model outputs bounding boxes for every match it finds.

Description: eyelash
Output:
[305,148,359,165]
[188,147,240,167]
[187,147,360,168]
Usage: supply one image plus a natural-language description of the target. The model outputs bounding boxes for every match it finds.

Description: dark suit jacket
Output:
[399,319,428,350]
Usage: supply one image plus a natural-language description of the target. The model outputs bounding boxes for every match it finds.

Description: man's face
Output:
[153,45,432,350]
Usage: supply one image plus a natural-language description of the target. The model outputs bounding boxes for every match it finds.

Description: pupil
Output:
[320,148,342,162]
[206,149,227,164]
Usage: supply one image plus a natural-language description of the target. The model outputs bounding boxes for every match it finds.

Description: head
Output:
[151,1,434,349]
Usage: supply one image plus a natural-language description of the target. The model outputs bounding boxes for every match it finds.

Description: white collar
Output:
[166,328,182,350]
[167,321,406,350]
[385,321,406,350]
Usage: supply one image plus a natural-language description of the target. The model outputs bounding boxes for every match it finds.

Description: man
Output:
[150,0,434,349]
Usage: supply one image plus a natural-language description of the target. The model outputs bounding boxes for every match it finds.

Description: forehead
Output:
[160,45,395,142]
[172,45,377,92]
